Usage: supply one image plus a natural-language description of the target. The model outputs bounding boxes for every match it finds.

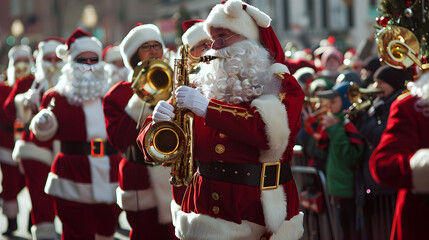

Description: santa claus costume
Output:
[137,1,304,239]
[7,37,66,240]
[2,45,34,235]
[30,28,121,240]
[369,70,429,240]
[103,24,175,240]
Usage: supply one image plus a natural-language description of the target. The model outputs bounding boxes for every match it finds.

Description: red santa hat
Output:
[204,0,271,43]
[204,0,288,74]
[56,28,102,60]
[181,19,209,49]
[120,23,165,70]
[33,37,66,61]
[102,45,122,63]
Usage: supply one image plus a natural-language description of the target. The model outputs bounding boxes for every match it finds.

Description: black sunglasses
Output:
[75,57,99,64]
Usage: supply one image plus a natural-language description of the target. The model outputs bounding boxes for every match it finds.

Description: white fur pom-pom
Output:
[224,0,243,18]
[55,44,68,61]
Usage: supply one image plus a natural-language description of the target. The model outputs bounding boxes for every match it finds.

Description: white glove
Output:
[175,86,209,118]
[23,89,41,112]
[34,109,55,131]
[152,100,175,123]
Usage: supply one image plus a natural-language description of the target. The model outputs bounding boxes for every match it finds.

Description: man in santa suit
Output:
[137,0,304,239]
[102,23,175,240]
[30,28,121,240]
[102,44,129,90]
[369,69,429,240]
[8,37,65,240]
[2,44,34,235]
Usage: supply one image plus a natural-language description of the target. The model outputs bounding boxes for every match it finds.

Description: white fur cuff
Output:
[124,94,153,124]
[410,148,429,193]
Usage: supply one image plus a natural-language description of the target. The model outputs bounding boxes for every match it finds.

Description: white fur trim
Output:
[251,94,290,164]
[120,24,165,70]
[30,109,58,141]
[0,146,14,165]
[45,172,117,204]
[204,0,271,43]
[31,222,57,240]
[115,186,157,211]
[261,187,287,232]
[269,63,290,75]
[103,46,122,63]
[14,93,33,123]
[3,200,18,218]
[83,99,108,140]
[12,140,53,166]
[124,94,153,124]
[69,36,103,60]
[171,200,181,227]
[95,234,114,240]
[182,22,209,49]
[147,165,173,224]
[89,155,113,202]
[270,212,304,240]
[251,94,290,232]
[176,210,266,240]
[35,40,63,62]
[410,148,429,193]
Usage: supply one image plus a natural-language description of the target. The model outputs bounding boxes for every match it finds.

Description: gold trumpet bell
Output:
[131,59,173,106]
[377,26,421,69]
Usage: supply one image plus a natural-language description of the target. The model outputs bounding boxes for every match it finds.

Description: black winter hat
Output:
[363,55,382,74]
[373,65,414,92]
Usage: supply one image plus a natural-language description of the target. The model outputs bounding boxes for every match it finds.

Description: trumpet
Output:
[345,82,383,120]
[143,45,216,186]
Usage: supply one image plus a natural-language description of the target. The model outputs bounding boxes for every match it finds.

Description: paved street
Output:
[0,171,131,240]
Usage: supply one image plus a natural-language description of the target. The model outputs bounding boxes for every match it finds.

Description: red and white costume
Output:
[103,23,175,240]
[138,1,304,239]
[369,72,429,240]
[30,28,121,240]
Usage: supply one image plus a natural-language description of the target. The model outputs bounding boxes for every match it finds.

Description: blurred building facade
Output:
[0,0,380,74]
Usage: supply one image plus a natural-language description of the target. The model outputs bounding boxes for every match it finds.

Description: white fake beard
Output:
[35,60,64,90]
[105,64,129,87]
[194,40,279,104]
[55,62,107,106]
[408,71,429,104]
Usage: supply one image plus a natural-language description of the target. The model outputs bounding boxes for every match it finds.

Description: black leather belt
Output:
[61,139,118,157]
[197,160,293,190]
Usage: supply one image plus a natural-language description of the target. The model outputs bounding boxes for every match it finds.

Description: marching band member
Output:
[30,28,121,239]
[103,23,176,240]
[137,0,304,239]
[2,45,34,235]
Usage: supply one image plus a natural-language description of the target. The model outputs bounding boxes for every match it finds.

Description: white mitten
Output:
[23,88,41,111]
[175,86,209,118]
[34,109,55,131]
[152,100,175,123]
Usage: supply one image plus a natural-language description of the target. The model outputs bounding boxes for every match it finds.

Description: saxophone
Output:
[143,44,216,186]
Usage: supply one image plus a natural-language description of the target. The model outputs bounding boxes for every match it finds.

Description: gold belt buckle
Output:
[90,138,104,157]
[14,122,24,136]
[260,162,281,191]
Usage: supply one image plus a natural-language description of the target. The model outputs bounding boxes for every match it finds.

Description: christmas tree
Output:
[377,0,429,58]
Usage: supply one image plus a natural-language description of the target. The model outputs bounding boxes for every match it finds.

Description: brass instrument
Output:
[345,82,384,119]
[377,25,427,70]
[143,44,216,186]
[131,59,174,106]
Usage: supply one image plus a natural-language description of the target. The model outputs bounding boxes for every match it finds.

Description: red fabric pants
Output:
[0,162,25,201]
[126,207,177,240]
[21,160,55,225]
[54,197,121,240]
